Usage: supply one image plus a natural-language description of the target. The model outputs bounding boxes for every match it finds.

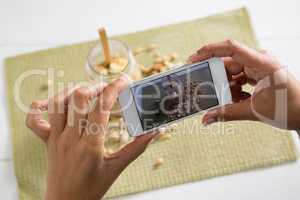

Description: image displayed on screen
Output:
[131,62,219,131]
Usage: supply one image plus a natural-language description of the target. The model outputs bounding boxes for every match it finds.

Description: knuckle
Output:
[225,39,235,45]
[26,101,41,128]
[102,98,113,111]
[30,101,40,109]
[104,85,118,98]
[106,83,118,93]
[225,39,238,49]
[102,87,117,111]
[73,88,91,102]
[201,45,211,52]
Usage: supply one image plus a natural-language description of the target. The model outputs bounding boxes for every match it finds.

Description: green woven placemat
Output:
[5,8,298,200]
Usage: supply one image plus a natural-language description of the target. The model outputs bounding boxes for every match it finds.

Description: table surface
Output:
[1,0,300,199]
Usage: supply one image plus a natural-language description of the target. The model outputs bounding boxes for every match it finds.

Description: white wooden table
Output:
[1,0,300,199]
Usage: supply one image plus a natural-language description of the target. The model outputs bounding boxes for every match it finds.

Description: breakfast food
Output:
[105,148,114,155]
[146,43,158,52]
[106,117,132,147]
[157,132,171,141]
[133,47,146,55]
[153,158,164,169]
[94,54,143,82]
[96,56,128,75]
[108,130,121,144]
[134,43,181,76]
[120,130,130,144]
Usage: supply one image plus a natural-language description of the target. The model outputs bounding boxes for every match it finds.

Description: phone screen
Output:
[131,62,219,131]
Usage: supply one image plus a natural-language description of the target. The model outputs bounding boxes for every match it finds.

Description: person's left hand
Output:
[26,77,158,200]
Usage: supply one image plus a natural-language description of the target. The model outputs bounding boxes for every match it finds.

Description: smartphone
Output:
[118,57,232,137]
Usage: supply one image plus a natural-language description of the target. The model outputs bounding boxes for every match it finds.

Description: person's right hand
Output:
[189,40,300,130]
[26,77,158,200]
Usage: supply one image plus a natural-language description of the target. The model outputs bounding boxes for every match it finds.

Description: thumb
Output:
[26,100,50,143]
[114,131,159,169]
[202,100,254,126]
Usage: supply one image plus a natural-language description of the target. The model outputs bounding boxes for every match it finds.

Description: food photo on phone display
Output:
[119,58,232,136]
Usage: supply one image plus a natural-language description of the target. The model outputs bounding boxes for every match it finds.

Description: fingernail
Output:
[188,54,197,62]
[203,117,216,127]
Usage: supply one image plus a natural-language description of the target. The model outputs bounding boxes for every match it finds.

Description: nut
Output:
[159,66,168,73]
[157,133,171,141]
[119,117,126,129]
[95,66,109,75]
[108,130,121,143]
[96,56,128,75]
[114,57,128,67]
[153,52,161,58]
[130,69,143,81]
[120,130,130,144]
[109,120,119,129]
[151,71,159,75]
[146,43,158,52]
[152,63,164,71]
[153,158,164,169]
[133,47,145,55]
[106,148,114,155]
[154,57,164,64]
[168,52,179,61]
[109,62,124,73]
[153,127,171,142]
[139,64,153,74]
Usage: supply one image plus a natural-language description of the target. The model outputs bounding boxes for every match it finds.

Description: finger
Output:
[26,100,50,142]
[229,78,252,102]
[82,76,129,146]
[229,74,247,102]
[239,91,251,101]
[202,100,255,126]
[64,82,107,142]
[230,84,242,102]
[108,131,159,170]
[189,55,244,77]
[232,72,248,86]
[232,71,258,86]
[222,57,244,75]
[190,40,267,68]
[48,86,79,138]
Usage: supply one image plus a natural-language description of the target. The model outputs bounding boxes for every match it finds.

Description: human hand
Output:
[189,40,300,130]
[26,77,158,200]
